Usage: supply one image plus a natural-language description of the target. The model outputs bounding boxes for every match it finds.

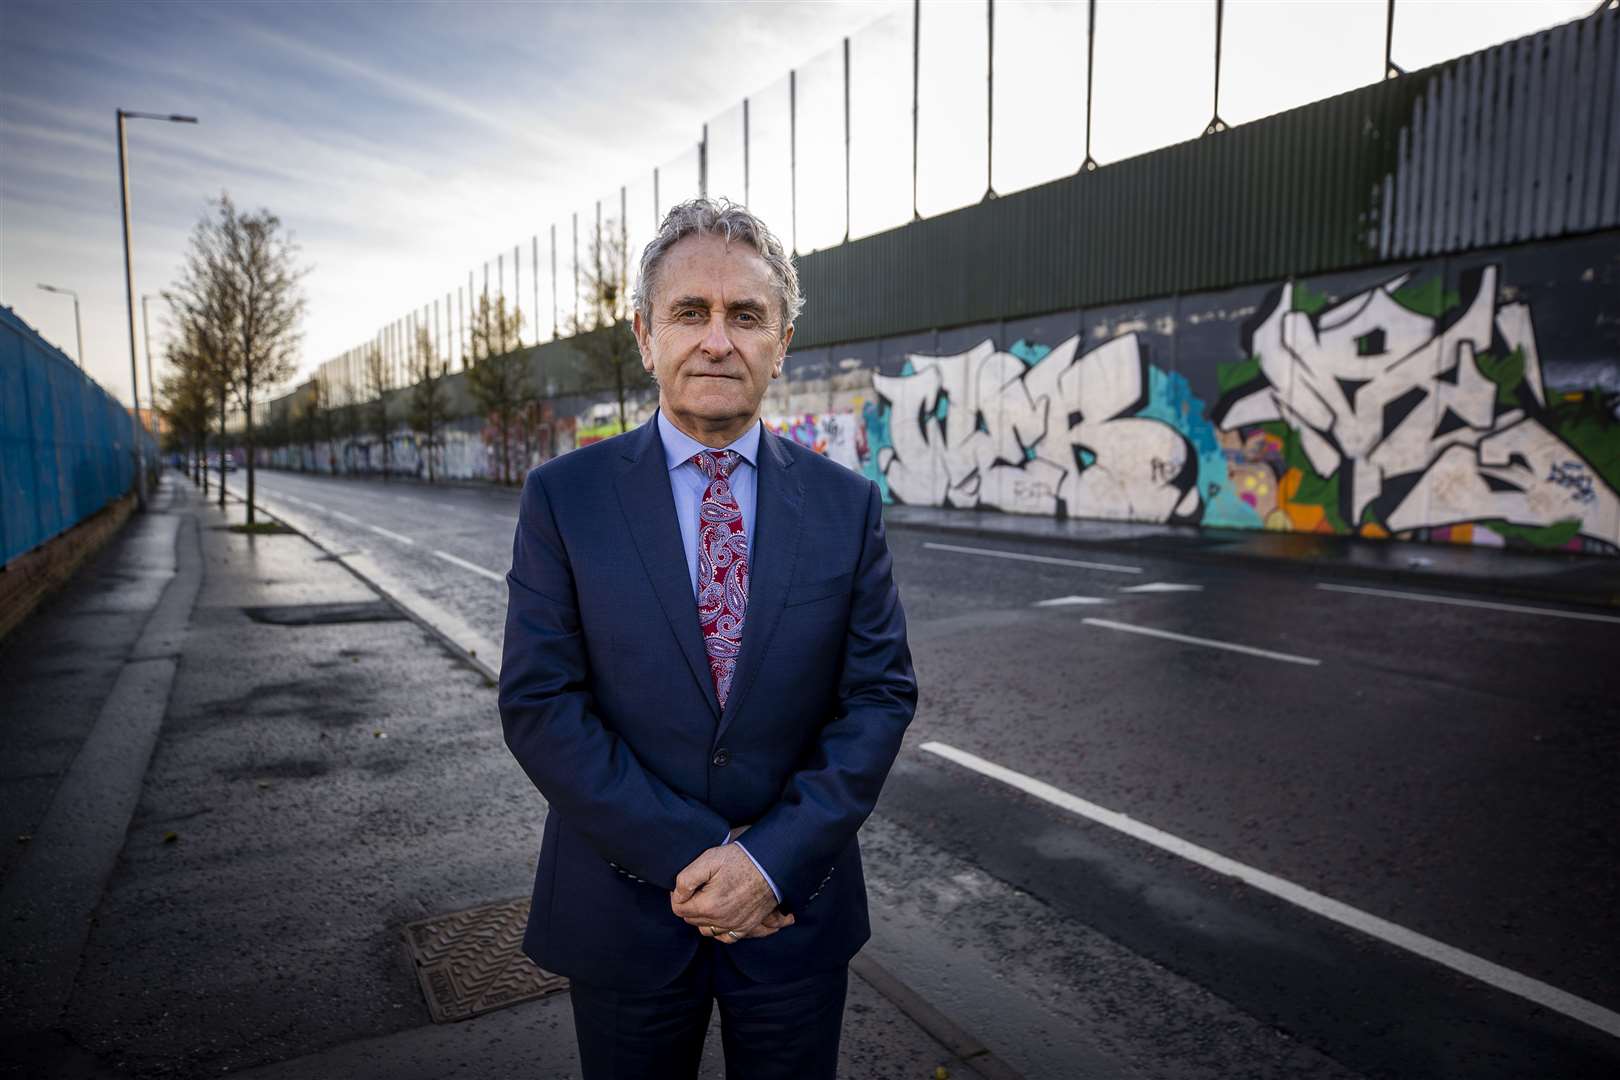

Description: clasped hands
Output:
[669,825,794,944]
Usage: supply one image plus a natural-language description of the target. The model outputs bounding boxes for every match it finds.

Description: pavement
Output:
[0,473,1015,1080]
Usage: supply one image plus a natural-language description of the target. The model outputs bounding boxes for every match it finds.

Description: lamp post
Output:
[141,294,160,444]
[35,283,83,368]
[118,108,198,510]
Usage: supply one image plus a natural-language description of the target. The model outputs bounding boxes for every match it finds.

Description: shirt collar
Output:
[656,408,761,473]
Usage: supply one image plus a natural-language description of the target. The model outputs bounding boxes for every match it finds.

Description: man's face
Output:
[634,233,792,437]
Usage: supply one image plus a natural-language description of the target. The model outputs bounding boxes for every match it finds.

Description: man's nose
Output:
[700,313,734,358]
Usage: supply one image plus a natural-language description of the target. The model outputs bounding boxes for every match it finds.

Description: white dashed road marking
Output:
[924,542,1142,575]
[1081,617,1321,666]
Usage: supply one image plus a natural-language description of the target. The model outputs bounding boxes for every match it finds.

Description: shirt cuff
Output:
[725,836,782,903]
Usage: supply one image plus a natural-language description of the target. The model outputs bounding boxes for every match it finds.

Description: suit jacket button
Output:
[711,748,730,767]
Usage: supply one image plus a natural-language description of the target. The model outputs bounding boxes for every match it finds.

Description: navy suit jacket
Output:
[499,415,917,989]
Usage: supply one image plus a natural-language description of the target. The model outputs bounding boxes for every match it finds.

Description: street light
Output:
[141,294,161,444]
[118,108,198,510]
[35,283,83,368]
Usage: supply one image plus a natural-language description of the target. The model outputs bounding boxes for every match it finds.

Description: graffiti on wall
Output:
[1213,266,1619,550]
[845,262,1619,553]
[866,334,1206,521]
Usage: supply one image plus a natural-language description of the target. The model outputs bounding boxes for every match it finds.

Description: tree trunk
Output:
[616,362,627,434]
[245,391,256,527]
[217,390,227,510]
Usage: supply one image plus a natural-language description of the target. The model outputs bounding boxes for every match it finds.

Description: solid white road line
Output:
[367,524,415,546]
[919,741,1620,1041]
[1033,596,1111,606]
[329,510,361,525]
[1316,582,1620,625]
[1082,617,1321,666]
[432,549,505,583]
[1120,582,1204,593]
[923,541,1142,575]
[303,500,328,511]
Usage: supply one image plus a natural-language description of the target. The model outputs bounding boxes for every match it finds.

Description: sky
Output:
[0,0,1599,408]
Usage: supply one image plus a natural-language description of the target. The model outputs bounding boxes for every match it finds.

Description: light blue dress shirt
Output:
[655,408,782,905]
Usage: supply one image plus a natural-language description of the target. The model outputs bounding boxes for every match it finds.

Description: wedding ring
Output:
[707,925,723,937]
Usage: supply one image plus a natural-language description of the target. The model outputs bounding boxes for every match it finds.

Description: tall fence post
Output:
[790,69,798,253]
[1385,0,1404,79]
[743,97,751,206]
[700,124,709,199]
[985,0,996,199]
[843,35,851,242]
[550,223,559,341]
[1082,0,1099,171]
[912,0,922,218]
[1204,0,1228,135]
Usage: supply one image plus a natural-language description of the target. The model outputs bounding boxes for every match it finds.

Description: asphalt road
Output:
[229,467,1620,1078]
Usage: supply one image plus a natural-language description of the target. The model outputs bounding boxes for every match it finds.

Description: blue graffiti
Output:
[1138,367,1259,527]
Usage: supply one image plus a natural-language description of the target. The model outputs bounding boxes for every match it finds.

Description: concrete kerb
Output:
[221,482,1025,1080]
[882,512,1620,612]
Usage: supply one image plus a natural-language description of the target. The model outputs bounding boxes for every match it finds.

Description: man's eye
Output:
[677,309,703,321]
[734,311,758,324]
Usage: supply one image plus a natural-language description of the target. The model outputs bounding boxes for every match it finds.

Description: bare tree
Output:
[167,193,307,524]
[407,325,449,483]
[165,266,235,508]
[337,370,363,474]
[570,214,640,435]
[156,338,213,491]
[363,342,393,477]
[465,294,531,485]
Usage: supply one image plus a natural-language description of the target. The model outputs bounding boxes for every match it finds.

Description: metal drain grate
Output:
[401,897,569,1023]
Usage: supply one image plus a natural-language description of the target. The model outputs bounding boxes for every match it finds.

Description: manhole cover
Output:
[401,897,569,1023]
[242,601,404,625]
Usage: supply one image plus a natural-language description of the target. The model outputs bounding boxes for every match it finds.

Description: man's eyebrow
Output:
[666,295,710,311]
[727,298,769,315]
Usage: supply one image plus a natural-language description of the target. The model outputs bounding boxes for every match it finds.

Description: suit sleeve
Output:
[729,479,918,910]
[498,466,730,890]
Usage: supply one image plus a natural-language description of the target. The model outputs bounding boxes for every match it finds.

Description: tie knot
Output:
[692,449,741,480]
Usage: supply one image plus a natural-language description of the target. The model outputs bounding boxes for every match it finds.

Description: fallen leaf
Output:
[256,780,272,790]
[16,834,31,844]
[934,1067,950,1080]
[162,831,179,844]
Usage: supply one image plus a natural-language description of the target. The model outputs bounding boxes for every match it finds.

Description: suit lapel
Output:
[717,426,804,741]
[614,420,722,718]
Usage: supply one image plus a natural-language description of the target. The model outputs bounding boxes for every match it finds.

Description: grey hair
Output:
[632,198,803,334]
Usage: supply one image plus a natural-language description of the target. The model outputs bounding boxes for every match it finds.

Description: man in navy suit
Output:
[500,198,917,1078]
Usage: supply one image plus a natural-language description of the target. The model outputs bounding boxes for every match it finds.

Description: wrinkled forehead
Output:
[653,233,775,307]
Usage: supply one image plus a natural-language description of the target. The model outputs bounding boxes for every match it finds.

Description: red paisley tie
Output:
[692,450,749,708]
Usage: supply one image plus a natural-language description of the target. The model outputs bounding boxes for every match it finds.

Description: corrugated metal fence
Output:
[0,306,150,566]
[792,7,1619,350]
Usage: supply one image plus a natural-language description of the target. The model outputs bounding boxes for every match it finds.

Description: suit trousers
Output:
[567,937,848,1079]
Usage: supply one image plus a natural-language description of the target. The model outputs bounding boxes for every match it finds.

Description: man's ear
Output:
[773,322,794,379]
[634,311,654,375]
